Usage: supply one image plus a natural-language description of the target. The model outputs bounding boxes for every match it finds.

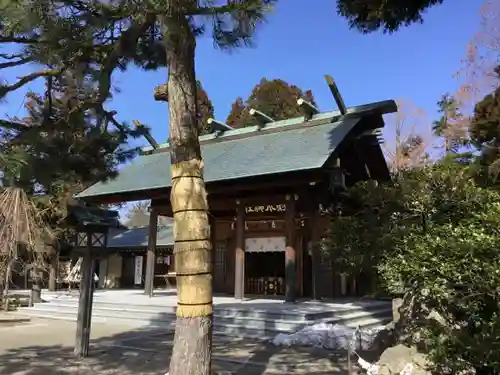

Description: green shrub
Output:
[326,162,500,374]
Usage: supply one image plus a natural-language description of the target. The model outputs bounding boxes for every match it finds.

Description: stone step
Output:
[22,300,390,325]
[326,307,392,327]
[26,302,178,319]
[18,304,391,336]
[17,297,392,339]
[213,306,392,332]
[30,298,391,321]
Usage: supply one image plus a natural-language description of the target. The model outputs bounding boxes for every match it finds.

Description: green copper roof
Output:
[76,100,396,200]
[107,224,174,248]
[66,205,121,228]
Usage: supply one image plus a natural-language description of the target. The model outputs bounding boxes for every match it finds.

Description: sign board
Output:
[134,256,143,285]
[245,204,286,214]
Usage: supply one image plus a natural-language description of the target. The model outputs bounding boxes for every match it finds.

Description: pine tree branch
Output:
[0,57,34,69]
[0,119,28,131]
[153,83,168,101]
[102,109,125,132]
[96,13,157,104]
[0,52,25,60]
[0,35,40,44]
[185,1,271,16]
[188,3,243,15]
[0,69,61,100]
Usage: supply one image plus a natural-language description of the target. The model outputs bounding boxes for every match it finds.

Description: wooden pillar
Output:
[310,205,321,301]
[285,194,297,303]
[234,201,245,300]
[48,254,58,291]
[75,234,94,358]
[144,208,158,297]
[209,214,216,292]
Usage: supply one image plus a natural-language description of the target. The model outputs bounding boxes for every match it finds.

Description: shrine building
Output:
[75,97,397,301]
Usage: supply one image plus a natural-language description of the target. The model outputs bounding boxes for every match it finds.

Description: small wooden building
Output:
[76,99,397,300]
[56,207,175,291]
[101,223,174,289]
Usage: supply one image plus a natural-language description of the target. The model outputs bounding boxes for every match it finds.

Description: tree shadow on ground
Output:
[2,289,391,374]
[0,325,170,375]
[0,317,382,375]
[240,338,384,375]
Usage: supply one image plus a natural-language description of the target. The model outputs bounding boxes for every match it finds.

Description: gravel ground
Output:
[0,315,359,375]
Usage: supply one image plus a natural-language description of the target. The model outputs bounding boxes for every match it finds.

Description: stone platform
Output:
[16,289,392,338]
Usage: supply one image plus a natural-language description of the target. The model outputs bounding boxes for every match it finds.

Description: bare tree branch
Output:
[383,99,433,171]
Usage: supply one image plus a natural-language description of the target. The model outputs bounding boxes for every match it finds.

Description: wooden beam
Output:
[208,118,234,134]
[80,171,322,206]
[297,98,319,120]
[207,173,320,197]
[249,108,274,128]
[133,120,159,149]
[325,75,347,115]
[153,190,311,215]
[144,208,158,297]
[80,188,169,205]
[284,194,297,302]
[344,100,398,119]
[234,201,245,300]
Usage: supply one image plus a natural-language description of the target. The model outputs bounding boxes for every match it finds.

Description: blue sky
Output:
[1,0,480,150]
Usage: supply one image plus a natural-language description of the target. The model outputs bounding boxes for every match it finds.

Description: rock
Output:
[375,344,431,375]
[371,323,396,352]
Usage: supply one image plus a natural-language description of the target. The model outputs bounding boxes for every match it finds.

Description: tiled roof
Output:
[107,224,174,248]
[66,205,121,228]
[76,100,396,200]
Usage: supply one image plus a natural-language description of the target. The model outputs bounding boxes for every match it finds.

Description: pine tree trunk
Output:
[163,14,212,375]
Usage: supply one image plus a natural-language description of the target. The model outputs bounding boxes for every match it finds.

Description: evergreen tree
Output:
[337,0,445,33]
[470,81,500,179]
[1,74,142,239]
[226,78,318,128]
[0,2,275,373]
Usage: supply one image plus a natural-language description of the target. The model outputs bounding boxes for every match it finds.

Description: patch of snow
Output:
[271,323,382,351]
[399,363,414,374]
[358,357,379,374]
[42,294,78,302]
